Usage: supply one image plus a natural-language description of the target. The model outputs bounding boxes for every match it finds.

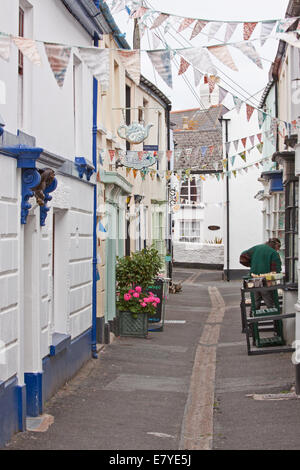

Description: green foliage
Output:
[116,245,163,290]
[116,245,163,316]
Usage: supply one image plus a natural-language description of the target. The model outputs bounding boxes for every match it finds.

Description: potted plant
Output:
[116,246,163,337]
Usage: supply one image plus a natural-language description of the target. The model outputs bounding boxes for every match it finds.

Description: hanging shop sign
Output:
[117,122,154,144]
[122,151,157,170]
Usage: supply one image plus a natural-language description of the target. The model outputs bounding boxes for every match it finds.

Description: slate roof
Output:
[171,105,228,171]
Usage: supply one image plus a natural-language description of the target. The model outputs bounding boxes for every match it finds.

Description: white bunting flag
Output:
[208,45,238,71]
[208,22,223,40]
[194,69,203,88]
[233,42,263,69]
[181,48,217,75]
[225,22,238,42]
[147,50,173,88]
[79,48,110,91]
[261,21,276,46]
[13,36,42,65]
[44,43,71,87]
[233,140,239,152]
[117,50,140,84]
[0,34,11,62]
[219,86,228,103]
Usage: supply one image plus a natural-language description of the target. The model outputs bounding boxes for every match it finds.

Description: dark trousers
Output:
[254,290,275,310]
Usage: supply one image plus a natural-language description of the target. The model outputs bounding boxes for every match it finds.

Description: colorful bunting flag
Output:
[241,137,247,148]
[150,13,169,30]
[231,155,236,166]
[181,48,217,75]
[178,18,195,33]
[133,169,138,179]
[257,143,264,153]
[246,104,255,121]
[276,17,298,33]
[239,151,246,162]
[190,20,208,40]
[233,96,243,113]
[147,50,173,88]
[13,36,42,65]
[208,75,218,93]
[117,50,140,84]
[178,56,190,75]
[243,22,258,41]
[257,133,262,143]
[249,135,255,146]
[44,43,71,87]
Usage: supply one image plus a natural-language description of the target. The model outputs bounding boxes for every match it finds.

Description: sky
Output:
[110,0,290,111]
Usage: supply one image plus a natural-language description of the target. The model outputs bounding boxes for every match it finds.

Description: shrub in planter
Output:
[116,246,163,336]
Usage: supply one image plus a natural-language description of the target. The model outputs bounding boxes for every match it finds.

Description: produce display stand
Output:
[241,282,295,355]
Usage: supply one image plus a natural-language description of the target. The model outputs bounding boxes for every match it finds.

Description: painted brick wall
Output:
[0,156,20,382]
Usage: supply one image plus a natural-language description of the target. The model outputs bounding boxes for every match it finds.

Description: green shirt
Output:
[242,244,282,275]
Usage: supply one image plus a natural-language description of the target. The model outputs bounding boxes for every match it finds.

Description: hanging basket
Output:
[117,310,149,338]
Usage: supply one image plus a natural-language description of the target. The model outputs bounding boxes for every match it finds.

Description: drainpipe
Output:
[166,104,172,280]
[92,33,99,359]
[219,117,231,281]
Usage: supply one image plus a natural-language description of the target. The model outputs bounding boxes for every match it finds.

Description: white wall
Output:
[223,107,264,272]
[0,0,93,161]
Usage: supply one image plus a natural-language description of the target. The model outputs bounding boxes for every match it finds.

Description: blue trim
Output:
[24,373,43,417]
[0,376,21,448]
[17,385,26,432]
[50,333,71,356]
[92,34,99,359]
[75,157,95,181]
[21,168,41,224]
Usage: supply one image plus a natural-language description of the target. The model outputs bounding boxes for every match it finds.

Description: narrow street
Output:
[5,268,298,451]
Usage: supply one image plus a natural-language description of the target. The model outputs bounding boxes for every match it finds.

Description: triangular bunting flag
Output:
[13,36,42,65]
[178,18,195,33]
[131,6,148,18]
[117,50,140,84]
[150,13,169,30]
[249,135,255,146]
[244,22,258,41]
[208,75,218,94]
[257,133,262,143]
[233,140,239,152]
[178,56,190,75]
[194,69,203,87]
[261,21,276,46]
[133,169,138,179]
[225,22,238,42]
[276,17,298,33]
[231,155,236,166]
[239,151,246,162]
[208,22,223,40]
[207,45,238,71]
[147,50,173,88]
[79,48,110,91]
[257,143,264,154]
[181,48,217,75]
[233,42,263,69]
[152,31,162,49]
[225,142,231,155]
[233,96,243,113]
[190,20,208,40]
[241,137,247,148]
[0,34,11,62]
[246,104,255,121]
[126,167,131,177]
[44,43,71,87]
[232,170,237,178]
[219,86,228,104]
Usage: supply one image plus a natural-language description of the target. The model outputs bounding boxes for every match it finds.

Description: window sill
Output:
[50,333,71,357]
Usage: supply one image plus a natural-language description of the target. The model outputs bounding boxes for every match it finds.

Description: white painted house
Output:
[0,0,119,447]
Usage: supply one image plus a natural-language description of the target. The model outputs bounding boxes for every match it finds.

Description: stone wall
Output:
[174,242,224,266]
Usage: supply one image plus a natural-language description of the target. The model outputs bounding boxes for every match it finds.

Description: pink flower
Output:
[135,286,142,293]
[133,292,140,298]
[153,302,157,308]
[128,289,135,294]
[155,297,160,303]
[141,302,147,307]
[148,296,155,302]
[124,294,131,301]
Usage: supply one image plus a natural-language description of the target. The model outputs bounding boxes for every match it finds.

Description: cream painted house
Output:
[95,34,172,342]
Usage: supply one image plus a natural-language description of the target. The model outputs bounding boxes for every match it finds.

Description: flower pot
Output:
[117,310,148,338]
